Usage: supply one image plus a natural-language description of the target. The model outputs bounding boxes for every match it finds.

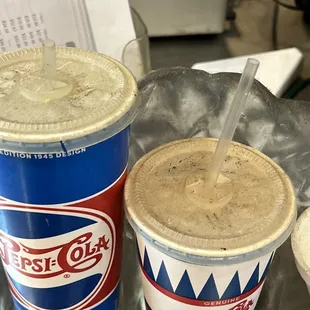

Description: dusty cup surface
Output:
[125,138,296,310]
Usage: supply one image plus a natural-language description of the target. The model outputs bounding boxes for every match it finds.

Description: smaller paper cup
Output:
[125,139,297,310]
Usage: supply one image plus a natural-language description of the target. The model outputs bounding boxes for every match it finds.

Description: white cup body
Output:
[136,234,274,310]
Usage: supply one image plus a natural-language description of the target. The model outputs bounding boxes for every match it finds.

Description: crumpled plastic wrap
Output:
[120,68,310,310]
[1,68,310,309]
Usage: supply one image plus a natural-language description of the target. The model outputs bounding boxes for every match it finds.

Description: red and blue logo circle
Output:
[0,129,129,309]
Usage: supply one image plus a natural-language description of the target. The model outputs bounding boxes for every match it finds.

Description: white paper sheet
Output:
[0,0,136,62]
[0,0,93,51]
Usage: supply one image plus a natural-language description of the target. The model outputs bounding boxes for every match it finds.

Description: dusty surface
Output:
[125,138,295,257]
[0,48,136,142]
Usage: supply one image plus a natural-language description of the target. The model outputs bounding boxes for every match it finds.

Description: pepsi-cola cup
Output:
[0,47,138,309]
[124,138,296,310]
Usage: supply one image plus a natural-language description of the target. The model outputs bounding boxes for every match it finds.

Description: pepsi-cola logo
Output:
[0,215,114,291]
[0,230,110,279]
[0,198,119,310]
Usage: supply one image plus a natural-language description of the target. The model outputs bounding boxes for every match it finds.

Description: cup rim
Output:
[126,205,296,266]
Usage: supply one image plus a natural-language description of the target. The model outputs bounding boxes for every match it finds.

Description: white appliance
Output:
[129,0,228,36]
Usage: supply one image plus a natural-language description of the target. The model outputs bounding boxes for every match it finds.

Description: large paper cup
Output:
[292,208,310,294]
[0,47,138,310]
[125,138,296,310]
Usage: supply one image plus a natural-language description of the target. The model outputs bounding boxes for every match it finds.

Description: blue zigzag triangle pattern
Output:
[221,271,241,299]
[140,246,273,302]
[143,248,155,281]
[261,252,274,281]
[198,274,220,300]
[156,261,174,292]
[175,270,196,299]
[243,263,259,294]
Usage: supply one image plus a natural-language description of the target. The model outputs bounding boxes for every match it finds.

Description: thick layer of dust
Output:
[145,150,275,239]
[128,139,295,254]
[0,56,122,124]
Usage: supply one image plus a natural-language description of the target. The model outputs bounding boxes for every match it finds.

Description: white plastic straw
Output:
[207,58,260,189]
[42,39,57,83]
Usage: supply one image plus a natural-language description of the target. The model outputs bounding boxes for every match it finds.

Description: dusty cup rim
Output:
[126,206,296,266]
